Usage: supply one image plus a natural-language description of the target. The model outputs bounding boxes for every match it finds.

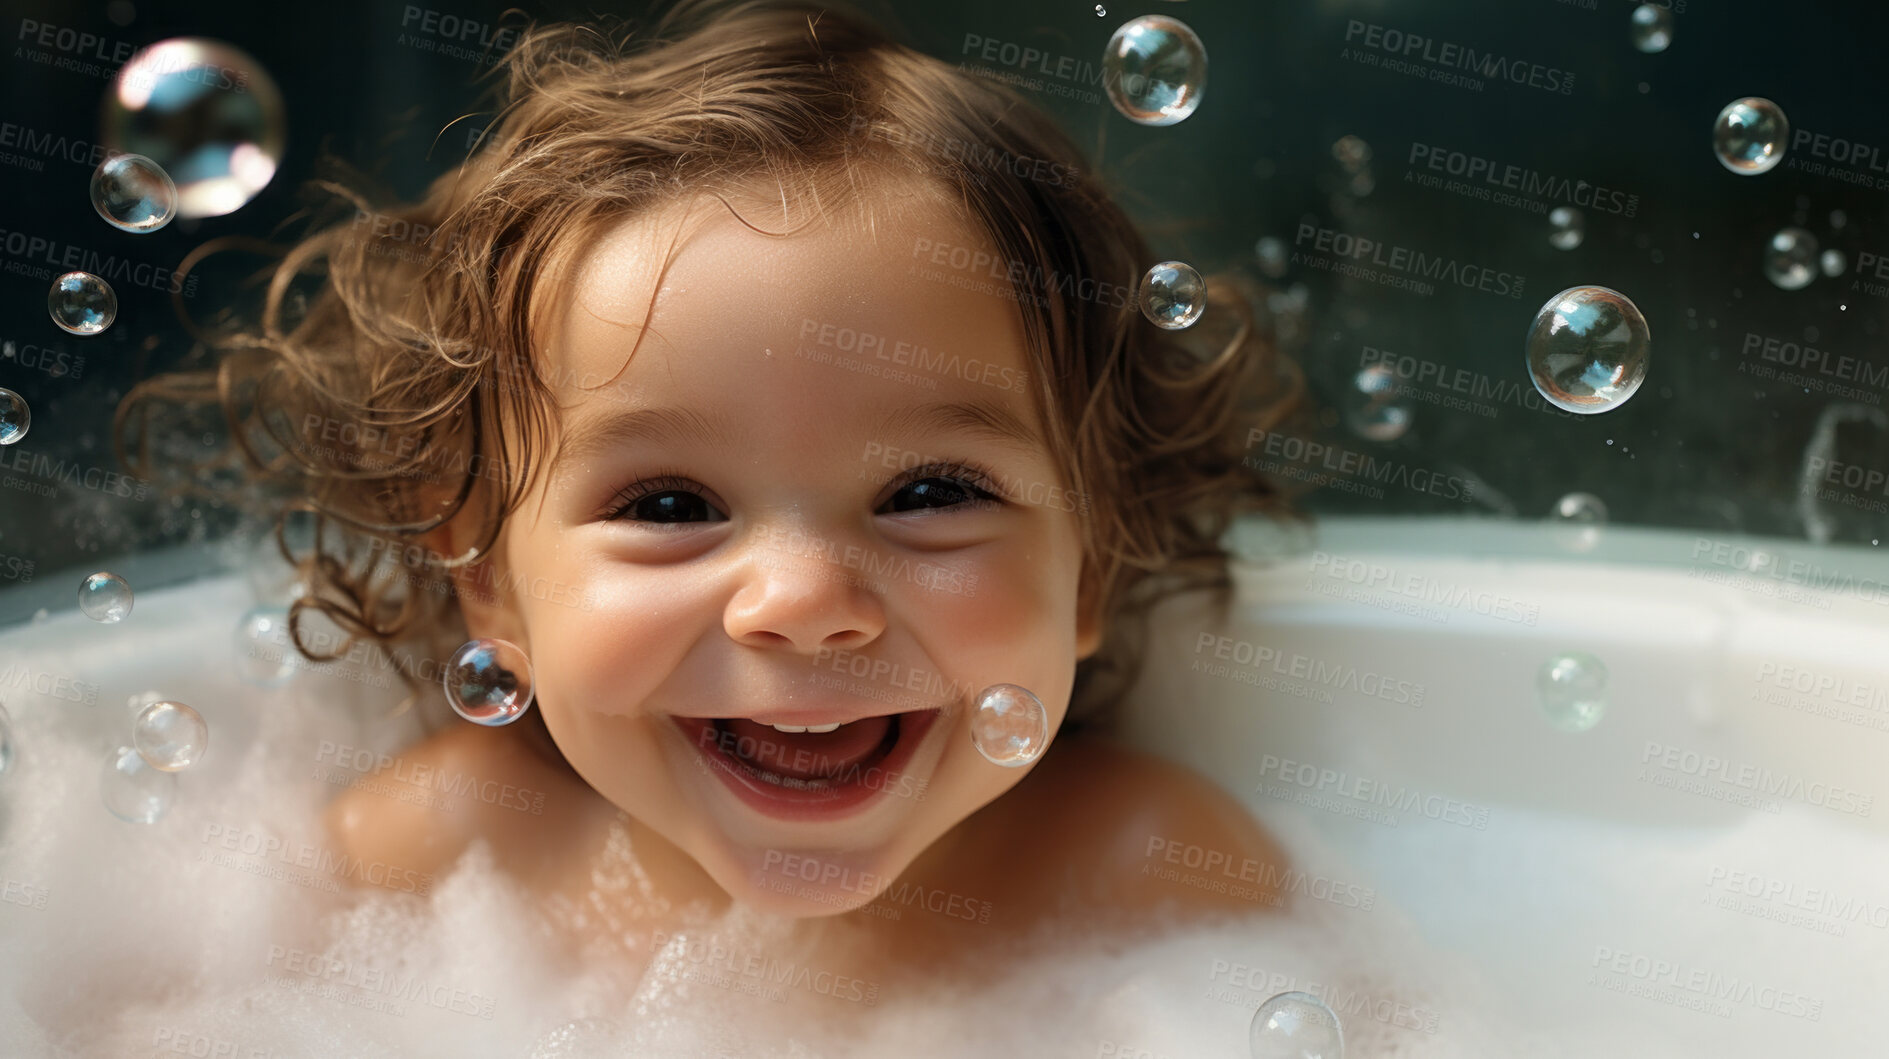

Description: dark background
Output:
[1,0,1886,613]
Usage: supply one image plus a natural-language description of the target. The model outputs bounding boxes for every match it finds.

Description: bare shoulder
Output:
[321,722,602,892]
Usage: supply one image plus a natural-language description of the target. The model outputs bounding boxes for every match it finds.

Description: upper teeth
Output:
[769,722,841,733]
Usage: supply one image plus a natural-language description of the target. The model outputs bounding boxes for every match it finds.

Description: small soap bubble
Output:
[233,605,298,686]
[1819,248,1845,278]
[1763,227,1818,290]
[1550,492,1607,551]
[101,744,175,823]
[133,701,208,771]
[1254,237,1289,279]
[104,38,286,218]
[1345,363,1412,442]
[1712,98,1789,175]
[1250,991,1344,1059]
[1629,4,1673,53]
[1539,652,1607,732]
[1093,3,1106,15]
[1524,286,1650,414]
[0,388,29,445]
[971,683,1049,767]
[90,152,177,233]
[0,702,13,780]
[1138,261,1206,330]
[1548,206,1585,251]
[79,572,135,623]
[48,272,118,336]
[444,638,534,725]
[1103,15,1208,126]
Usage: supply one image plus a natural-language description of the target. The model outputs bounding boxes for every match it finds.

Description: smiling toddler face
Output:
[451,177,1101,915]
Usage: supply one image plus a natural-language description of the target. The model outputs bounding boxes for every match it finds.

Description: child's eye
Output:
[600,462,1006,524]
[604,475,726,525]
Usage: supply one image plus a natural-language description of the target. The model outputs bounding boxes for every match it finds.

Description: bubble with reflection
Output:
[444,638,534,725]
[1139,261,1206,330]
[102,38,287,218]
[1712,98,1788,175]
[133,700,208,771]
[48,272,117,336]
[1763,227,1818,290]
[1548,206,1584,251]
[1250,991,1344,1059]
[1630,4,1674,53]
[1539,652,1608,732]
[1093,4,1105,15]
[79,572,135,623]
[101,745,176,823]
[233,605,298,686]
[1550,492,1608,551]
[1103,16,1207,126]
[970,684,1048,767]
[90,153,177,233]
[1345,363,1412,442]
[0,388,29,446]
[1524,286,1650,414]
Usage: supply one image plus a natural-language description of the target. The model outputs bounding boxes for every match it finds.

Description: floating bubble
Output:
[48,272,118,336]
[90,152,177,233]
[1103,15,1207,126]
[1344,363,1412,442]
[1548,206,1585,251]
[1093,4,1106,15]
[133,700,208,771]
[0,388,29,445]
[1254,237,1289,279]
[1539,652,1608,732]
[1550,492,1608,551]
[1330,135,1371,172]
[233,605,298,686]
[101,744,176,823]
[102,38,287,218]
[970,683,1049,767]
[1139,261,1206,330]
[1712,98,1788,175]
[1819,248,1845,278]
[1630,4,1674,53]
[1250,991,1344,1059]
[0,702,13,780]
[1763,227,1818,290]
[78,571,135,623]
[1524,286,1650,414]
[444,638,535,725]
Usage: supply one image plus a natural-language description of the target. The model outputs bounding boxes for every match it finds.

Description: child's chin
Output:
[710,844,915,919]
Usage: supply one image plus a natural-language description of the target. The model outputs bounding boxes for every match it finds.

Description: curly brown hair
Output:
[113,0,1310,753]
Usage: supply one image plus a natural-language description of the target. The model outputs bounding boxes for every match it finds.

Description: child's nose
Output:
[722,543,886,657]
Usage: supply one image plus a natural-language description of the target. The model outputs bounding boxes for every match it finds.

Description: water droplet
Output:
[133,701,208,771]
[1712,98,1789,175]
[78,572,134,623]
[444,638,534,725]
[101,744,175,823]
[103,38,287,218]
[232,606,298,686]
[1763,227,1818,290]
[48,272,118,336]
[0,389,29,445]
[90,152,177,233]
[1819,249,1846,277]
[1549,492,1607,551]
[1345,363,1412,441]
[1539,652,1607,732]
[1093,3,1106,15]
[1138,261,1206,330]
[970,683,1048,767]
[0,702,14,780]
[1254,236,1289,279]
[1525,286,1650,414]
[1630,4,1674,53]
[1250,991,1344,1059]
[1103,15,1208,126]
[1548,206,1585,251]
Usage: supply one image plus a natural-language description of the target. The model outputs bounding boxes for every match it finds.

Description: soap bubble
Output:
[1820,249,1846,277]
[1345,363,1412,441]
[1712,98,1788,175]
[1548,206,1585,251]
[1254,237,1289,279]
[79,572,135,623]
[1763,228,1818,290]
[1250,991,1344,1059]
[1549,492,1608,551]
[970,683,1049,767]
[1524,286,1650,414]
[1539,651,1608,732]
[1138,261,1206,330]
[102,38,287,218]
[48,272,118,336]
[1093,4,1106,15]
[101,745,176,823]
[1630,4,1674,53]
[1103,15,1207,126]
[0,388,29,445]
[133,701,208,771]
[444,638,535,725]
[90,152,177,233]
[232,605,298,687]
[0,702,13,780]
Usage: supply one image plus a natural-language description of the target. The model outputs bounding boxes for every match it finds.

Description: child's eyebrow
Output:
[552,397,1045,476]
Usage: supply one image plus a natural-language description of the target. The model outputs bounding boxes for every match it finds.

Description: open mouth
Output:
[672,709,941,820]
